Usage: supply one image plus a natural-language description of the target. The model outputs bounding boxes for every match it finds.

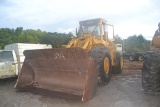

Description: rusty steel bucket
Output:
[14,48,98,101]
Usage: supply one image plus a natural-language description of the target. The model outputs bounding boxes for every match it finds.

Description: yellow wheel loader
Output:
[15,18,124,101]
[142,23,160,92]
[142,37,160,91]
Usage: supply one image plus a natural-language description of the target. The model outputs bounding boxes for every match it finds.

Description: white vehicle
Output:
[116,44,122,53]
[0,43,52,79]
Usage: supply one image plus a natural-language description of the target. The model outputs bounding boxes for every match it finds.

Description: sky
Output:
[0,0,159,40]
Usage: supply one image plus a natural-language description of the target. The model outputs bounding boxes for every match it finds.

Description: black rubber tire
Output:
[138,55,144,62]
[142,51,160,91]
[113,52,123,74]
[129,55,134,61]
[89,46,112,85]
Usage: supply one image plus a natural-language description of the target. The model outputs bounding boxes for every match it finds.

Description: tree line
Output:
[0,27,151,53]
[0,27,74,49]
[114,35,151,53]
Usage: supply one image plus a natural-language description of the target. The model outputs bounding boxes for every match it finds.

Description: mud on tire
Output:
[142,51,160,91]
[89,46,112,85]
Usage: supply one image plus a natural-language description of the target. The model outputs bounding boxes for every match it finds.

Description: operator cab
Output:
[78,18,114,41]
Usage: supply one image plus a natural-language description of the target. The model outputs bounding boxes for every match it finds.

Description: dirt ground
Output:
[0,60,160,107]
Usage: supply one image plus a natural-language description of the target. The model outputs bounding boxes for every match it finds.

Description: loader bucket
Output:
[14,48,98,102]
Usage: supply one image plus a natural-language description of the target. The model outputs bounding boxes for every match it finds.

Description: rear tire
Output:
[138,55,144,62]
[142,51,160,91]
[113,52,123,74]
[89,46,112,85]
[129,55,134,61]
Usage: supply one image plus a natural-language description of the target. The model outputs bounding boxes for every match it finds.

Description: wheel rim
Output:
[139,56,143,61]
[120,57,124,69]
[130,56,134,60]
[104,57,109,74]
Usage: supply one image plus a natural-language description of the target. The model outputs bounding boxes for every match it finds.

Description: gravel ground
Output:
[0,60,160,107]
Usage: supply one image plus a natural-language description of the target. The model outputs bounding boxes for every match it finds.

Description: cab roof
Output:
[79,18,103,26]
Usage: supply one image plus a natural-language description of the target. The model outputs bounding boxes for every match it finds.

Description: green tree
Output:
[124,35,151,53]
[114,35,123,44]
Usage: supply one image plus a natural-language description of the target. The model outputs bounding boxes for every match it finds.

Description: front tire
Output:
[89,46,112,85]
